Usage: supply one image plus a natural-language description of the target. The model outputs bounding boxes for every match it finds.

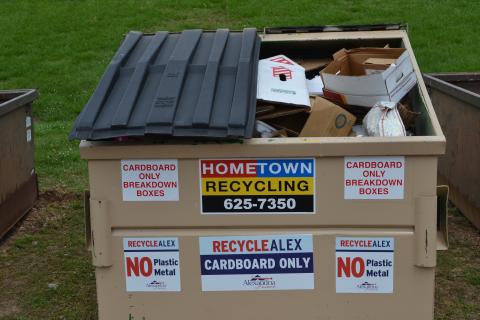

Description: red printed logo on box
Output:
[272,66,293,80]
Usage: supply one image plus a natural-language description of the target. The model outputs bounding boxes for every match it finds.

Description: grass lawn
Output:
[0,0,479,318]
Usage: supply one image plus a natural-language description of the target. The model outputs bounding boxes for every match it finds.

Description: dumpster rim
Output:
[0,89,38,118]
[79,135,446,159]
[424,73,480,108]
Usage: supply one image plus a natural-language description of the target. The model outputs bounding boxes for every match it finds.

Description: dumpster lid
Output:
[264,23,405,34]
[70,28,260,140]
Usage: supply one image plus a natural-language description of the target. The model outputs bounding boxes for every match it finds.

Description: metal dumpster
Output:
[424,73,480,230]
[73,26,446,320]
[0,89,38,237]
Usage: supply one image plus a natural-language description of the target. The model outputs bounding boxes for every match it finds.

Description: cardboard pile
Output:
[255,48,418,138]
[255,97,356,138]
[300,97,356,137]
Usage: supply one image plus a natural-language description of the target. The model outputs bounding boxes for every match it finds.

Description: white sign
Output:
[336,237,394,293]
[26,116,32,128]
[123,237,180,292]
[199,234,314,291]
[344,156,405,199]
[199,158,315,214]
[26,129,32,142]
[121,159,179,201]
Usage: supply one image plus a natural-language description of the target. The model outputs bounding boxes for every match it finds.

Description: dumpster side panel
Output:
[87,155,437,228]
[87,152,438,319]
[0,105,34,199]
[94,230,434,320]
[0,99,37,237]
[428,87,480,229]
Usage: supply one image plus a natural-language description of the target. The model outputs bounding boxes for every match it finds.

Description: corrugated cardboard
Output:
[257,56,310,107]
[256,104,306,121]
[363,57,396,74]
[295,57,332,72]
[364,57,396,66]
[265,112,308,136]
[320,47,417,107]
[299,96,356,137]
[256,104,276,116]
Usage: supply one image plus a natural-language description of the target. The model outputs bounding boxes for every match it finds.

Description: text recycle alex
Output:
[200,235,314,291]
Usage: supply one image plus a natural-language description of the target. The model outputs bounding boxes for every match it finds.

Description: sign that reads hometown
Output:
[199,234,314,291]
[344,156,405,199]
[121,159,179,201]
[199,158,315,213]
[336,237,394,293]
[123,237,180,292]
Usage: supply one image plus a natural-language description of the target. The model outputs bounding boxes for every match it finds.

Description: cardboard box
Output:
[261,97,356,137]
[257,55,310,107]
[299,96,356,137]
[306,75,324,95]
[362,57,396,74]
[320,48,417,107]
[295,57,332,72]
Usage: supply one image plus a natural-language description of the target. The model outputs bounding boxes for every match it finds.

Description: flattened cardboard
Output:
[265,111,309,136]
[299,97,356,137]
[295,58,332,72]
[256,104,276,116]
[320,47,417,107]
[257,104,307,121]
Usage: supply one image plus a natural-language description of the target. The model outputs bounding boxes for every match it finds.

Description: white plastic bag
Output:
[362,101,406,137]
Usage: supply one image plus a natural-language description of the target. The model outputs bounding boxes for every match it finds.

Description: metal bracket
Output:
[436,185,449,250]
[414,195,437,267]
[89,198,113,267]
[84,190,92,251]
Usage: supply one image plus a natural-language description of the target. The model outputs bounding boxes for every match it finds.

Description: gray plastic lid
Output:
[70,28,260,140]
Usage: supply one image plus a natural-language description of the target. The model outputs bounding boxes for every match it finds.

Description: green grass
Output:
[435,208,480,320]
[0,0,479,318]
[0,0,479,192]
[0,194,97,319]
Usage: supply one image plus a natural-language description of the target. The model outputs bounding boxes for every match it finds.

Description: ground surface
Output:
[0,0,479,319]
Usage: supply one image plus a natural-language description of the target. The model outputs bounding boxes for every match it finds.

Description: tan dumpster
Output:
[74,26,446,320]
